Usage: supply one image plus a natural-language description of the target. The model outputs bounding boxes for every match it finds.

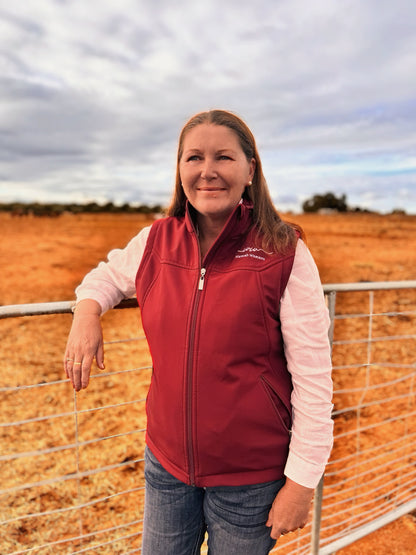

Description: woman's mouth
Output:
[197,187,225,192]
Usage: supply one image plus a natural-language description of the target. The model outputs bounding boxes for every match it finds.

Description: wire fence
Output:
[1,280,415,554]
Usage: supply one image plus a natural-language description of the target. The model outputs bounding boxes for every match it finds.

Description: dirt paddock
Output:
[1,211,415,553]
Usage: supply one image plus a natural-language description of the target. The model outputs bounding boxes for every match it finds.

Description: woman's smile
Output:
[197,186,226,192]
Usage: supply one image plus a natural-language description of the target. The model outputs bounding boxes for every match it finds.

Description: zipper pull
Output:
[198,268,206,290]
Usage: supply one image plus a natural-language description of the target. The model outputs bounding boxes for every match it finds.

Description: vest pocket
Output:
[260,375,292,433]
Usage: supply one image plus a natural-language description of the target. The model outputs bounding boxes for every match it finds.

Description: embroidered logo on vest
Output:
[235,247,273,261]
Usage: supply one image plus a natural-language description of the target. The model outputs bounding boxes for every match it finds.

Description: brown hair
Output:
[167,109,301,253]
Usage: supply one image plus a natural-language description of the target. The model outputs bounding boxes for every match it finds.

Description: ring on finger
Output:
[66,358,74,362]
[74,362,82,366]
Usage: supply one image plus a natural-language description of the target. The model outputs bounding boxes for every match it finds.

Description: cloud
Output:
[0,0,416,212]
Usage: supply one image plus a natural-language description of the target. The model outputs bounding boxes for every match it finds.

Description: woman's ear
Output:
[249,158,256,182]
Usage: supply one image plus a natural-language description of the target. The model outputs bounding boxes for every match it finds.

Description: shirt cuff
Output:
[284,449,325,489]
[74,292,109,315]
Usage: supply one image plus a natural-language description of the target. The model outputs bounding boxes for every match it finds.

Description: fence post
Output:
[311,290,337,554]
[327,290,337,348]
[311,475,325,554]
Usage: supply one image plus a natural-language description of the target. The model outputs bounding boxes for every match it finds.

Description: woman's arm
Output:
[64,226,151,390]
[281,238,334,488]
[75,226,151,313]
[267,239,333,537]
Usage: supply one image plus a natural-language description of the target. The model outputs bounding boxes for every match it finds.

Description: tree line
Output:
[0,201,164,217]
[0,193,407,216]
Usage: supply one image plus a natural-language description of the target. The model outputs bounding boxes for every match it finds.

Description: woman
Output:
[64,109,333,554]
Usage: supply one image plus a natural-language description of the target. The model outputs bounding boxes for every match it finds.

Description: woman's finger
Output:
[96,341,105,370]
[64,355,76,384]
[64,354,73,379]
[80,353,94,389]
[72,359,83,391]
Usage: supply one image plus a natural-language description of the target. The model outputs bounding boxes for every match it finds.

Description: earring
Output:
[248,181,252,186]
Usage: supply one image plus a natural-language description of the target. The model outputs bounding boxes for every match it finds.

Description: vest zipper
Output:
[198,268,206,290]
[186,267,207,485]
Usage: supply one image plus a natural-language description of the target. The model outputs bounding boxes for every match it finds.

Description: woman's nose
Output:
[201,159,217,180]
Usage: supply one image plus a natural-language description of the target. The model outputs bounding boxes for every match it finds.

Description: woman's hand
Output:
[64,299,104,391]
[266,478,314,539]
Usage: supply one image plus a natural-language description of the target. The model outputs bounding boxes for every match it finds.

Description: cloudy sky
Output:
[1,0,416,213]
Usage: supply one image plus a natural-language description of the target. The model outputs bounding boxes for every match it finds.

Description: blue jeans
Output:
[142,446,285,555]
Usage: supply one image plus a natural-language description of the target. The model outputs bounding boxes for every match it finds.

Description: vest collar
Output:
[184,198,254,238]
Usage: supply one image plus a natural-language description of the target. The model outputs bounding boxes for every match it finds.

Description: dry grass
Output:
[1,211,415,554]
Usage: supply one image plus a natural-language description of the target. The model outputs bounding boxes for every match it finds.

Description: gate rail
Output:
[1,280,416,554]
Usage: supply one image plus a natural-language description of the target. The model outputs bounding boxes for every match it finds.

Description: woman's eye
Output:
[187,155,200,161]
[219,155,231,160]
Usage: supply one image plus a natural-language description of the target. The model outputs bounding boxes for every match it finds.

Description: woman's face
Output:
[179,124,255,224]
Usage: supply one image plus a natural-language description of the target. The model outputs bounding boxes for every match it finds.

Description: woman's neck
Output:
[196,214,226,259]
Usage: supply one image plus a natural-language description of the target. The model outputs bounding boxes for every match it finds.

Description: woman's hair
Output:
[167,109,301,253]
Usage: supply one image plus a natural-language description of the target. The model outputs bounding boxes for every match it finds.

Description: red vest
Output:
[136,200,296,487]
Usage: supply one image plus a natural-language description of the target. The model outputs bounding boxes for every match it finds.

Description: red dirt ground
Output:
[1,211,415,553]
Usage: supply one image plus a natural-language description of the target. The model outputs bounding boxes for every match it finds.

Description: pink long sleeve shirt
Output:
[76,226,334,488]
